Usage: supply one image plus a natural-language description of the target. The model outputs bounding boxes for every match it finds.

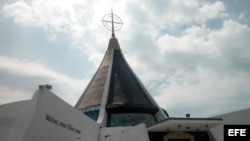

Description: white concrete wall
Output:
[210,108,250,141]
[104,124,149,141]
[0,100,30,141]
[3,88,100,141]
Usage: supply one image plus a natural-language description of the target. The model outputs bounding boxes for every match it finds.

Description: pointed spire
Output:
[111,9,115,37]
[102,9,123,38]
[108,37,120,50]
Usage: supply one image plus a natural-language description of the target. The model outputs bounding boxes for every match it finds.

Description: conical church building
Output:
[74,11,223,141]
[75,35,168,127]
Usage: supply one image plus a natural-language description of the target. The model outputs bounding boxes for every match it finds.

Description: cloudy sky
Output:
[0,0,250,117]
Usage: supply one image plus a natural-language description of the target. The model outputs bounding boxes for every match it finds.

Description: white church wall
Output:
[210,108,250,141]
[5,88,100,141]
[104,124,150,141]
[99,126,131,141]
[0,100,30,141]
[6,90,41,141]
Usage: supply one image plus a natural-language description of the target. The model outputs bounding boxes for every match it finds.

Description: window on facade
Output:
[109,113,156,127]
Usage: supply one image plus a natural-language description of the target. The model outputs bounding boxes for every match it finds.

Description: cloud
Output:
[2,0,80,30]
[154,67,250,117]
[208,20,250,71]
[145,19,250,117]
[156,25,215,54]
[1,0,250,117]
[1,0,227,66]
[125,0,226,31]
[156,19,250,68]
[1,0,104,55]
[0,56,87,105]
[0,86,30,105]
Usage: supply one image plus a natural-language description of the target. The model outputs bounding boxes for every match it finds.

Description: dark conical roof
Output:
[106,48,158,113]
[75,36,167,126]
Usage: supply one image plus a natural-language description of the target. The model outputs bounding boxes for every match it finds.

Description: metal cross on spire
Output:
[102,9,123,37]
